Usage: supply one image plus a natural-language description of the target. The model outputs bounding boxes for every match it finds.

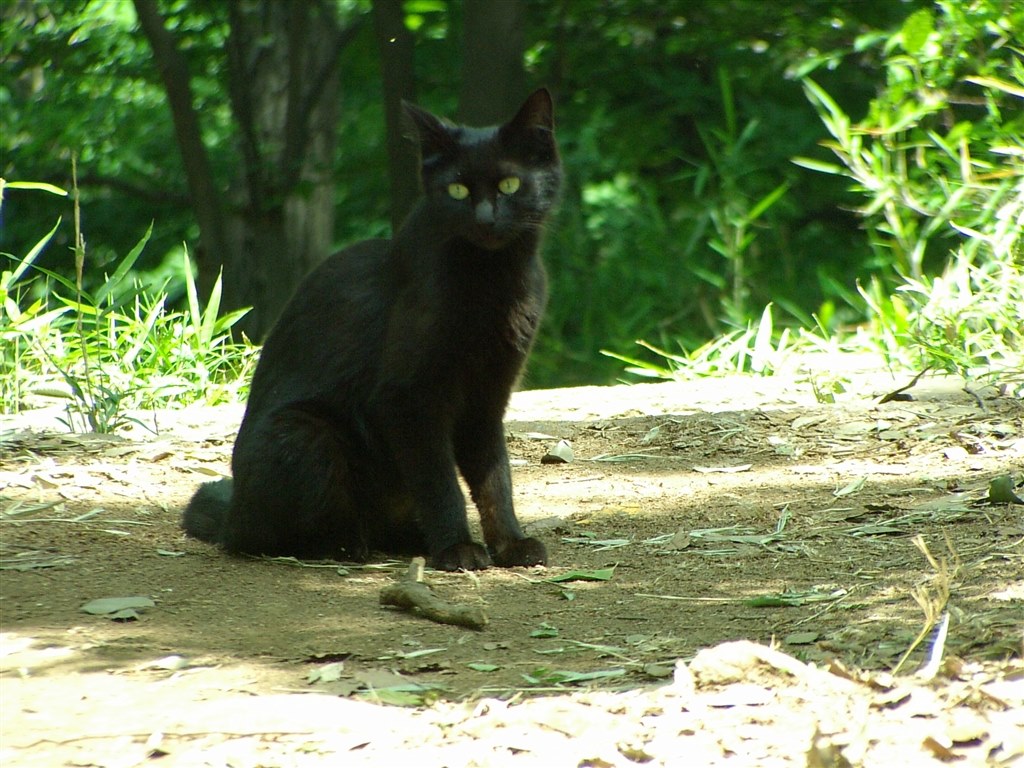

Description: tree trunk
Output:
[132,0,230,297]
[372,0,418,232]
[222,0,349,339]
[135,0,360,340]
[458,0,526,126]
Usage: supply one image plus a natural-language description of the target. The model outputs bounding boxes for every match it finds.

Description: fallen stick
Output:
[379,557,489,630]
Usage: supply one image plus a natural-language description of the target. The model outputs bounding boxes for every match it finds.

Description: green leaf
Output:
[94,222,153,306]
[523,667,626,685]
[746,595,802,607]
[530,622,559,638]
[183,246,202,344]
[3,218,62,289]
[802,79,850,143]
[987,475,1024,504]
[964,76,1024,99]
[545,567,616,583]
[746,182,789,223]
[467,662,499,672]
[900,8,934,56]
[357,688,427,706]
[751,303,774,374]
[404,0,446,12]
[2,181,69,196]
[199,267,223,347]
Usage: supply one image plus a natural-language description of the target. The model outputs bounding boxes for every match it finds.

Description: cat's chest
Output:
[440,287,540,357]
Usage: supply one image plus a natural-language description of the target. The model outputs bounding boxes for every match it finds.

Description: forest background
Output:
[1,0,1021,421]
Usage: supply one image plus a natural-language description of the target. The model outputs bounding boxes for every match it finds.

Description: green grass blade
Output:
[751,303,775,373]
[2,181,69,197]
[183,246,202,348]
[747,182,789,224]
[199,268,224,348]
[3,218,62,289]
[791,156,844,175]
[94,222,153,306]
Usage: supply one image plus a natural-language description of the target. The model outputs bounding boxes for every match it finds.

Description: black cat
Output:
[183,89,561,571]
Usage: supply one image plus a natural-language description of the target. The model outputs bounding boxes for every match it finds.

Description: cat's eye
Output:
[498,176,521,195]
[447,183,470,200]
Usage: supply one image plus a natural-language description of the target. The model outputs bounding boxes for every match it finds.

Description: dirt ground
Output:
[2,355,1022,767]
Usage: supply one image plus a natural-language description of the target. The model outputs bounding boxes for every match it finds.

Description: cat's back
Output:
[269,237,391,343]
[245,238,392,411]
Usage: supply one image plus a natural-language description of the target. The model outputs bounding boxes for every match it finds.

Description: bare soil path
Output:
[2,358,1022,766]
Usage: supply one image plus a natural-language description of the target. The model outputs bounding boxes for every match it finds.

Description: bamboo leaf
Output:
[94,222,153,306]
[3,218,62,289]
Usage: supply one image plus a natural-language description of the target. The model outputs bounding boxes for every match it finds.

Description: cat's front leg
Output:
[405,465,492,571]
[380,406,492,570]
[455,419,547,567]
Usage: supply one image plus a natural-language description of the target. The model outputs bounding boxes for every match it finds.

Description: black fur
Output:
[183,89,562,570]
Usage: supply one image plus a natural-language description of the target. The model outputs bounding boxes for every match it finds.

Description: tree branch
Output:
[379,558,489,630]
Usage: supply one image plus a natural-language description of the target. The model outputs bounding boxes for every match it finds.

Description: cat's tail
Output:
[182,478,233,544]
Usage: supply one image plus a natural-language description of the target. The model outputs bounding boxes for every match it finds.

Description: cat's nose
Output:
[474,200,495,225]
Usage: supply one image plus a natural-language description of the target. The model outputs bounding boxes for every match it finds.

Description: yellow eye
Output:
[447,183,470,200]
[498,176,521,195]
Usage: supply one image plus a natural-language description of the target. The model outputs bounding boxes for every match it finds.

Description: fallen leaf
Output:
[792,414,828,430]
[643,663,674,678]
[834,476,867,497]
[545,567,616,583]
[987,474,1024,504]
[81,596,155,615]
[530,623,560,638]
[523,667,625,685]
[693,464,753,474]
[921,736,957,760]
[541,440,574,464]
[144,655,189,671]
[785,631,820,645]
[307,661,345,684]
[639,426,661,445]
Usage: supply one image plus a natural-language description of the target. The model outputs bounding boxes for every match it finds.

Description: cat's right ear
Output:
[402,101,457,167]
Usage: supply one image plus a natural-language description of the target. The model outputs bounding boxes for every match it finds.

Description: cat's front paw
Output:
[492,537,547,568]
[431,542,492,571]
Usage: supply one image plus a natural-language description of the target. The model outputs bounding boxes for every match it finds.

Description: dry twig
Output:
[379,557,488,630]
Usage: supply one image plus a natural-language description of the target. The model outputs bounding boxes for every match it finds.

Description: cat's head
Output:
[404,89,562,251]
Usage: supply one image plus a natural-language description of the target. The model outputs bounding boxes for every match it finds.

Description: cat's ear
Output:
[500,88,557,163]
[402,101,458,166]
[507,88,555,133]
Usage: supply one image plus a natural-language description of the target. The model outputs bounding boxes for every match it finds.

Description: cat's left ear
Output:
[500,88,557,162]
[403,101,458,166]
[508,88,554,132]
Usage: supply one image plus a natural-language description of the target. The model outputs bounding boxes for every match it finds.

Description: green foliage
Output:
[1,180,257,430]
[1,1,222,277]
[860,229,1023,384]
[795,0,1023,384]
[8,0,916,388]
[691,70,791,328]
[12,0,990,391]
[528,1,918,384]
[796,0,1023,279]
[601,303,796,380]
